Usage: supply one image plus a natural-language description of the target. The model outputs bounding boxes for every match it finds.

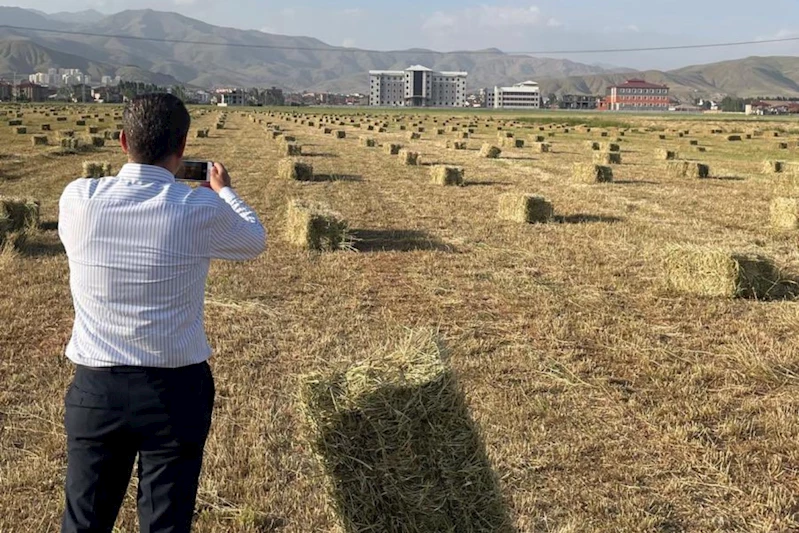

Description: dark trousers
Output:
[62,362,215,533]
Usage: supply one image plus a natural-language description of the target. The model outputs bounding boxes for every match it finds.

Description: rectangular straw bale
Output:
[384,143,402,155]
[666,161,710,179]
[727,135,742,141]
[536,143,551,153]
[31,135,48,146]
[82,161,112,178]
[479,144,502,159]
[299,329,512,533]
[665,246,783,299]
[770,197,799,229]
[89,136,105,148]
[656,149,676,160]
[585,141,600,151]
[398,149,419,166]
[285,199,348,251]
[278,158,314,181]
[196,129,209,138]
[359,136,376,147]
[498,193,553,223]
[407,132,421,140]
[573,163,613,183]
[15,126,26,134]
[594,151,621,165]
[764,160,784,174]
[282,143,302,156]
[41,124,51,131]
[445,140,466,150]
[604,143,620,152]
[430,166,464,186]
[8,119,22,126]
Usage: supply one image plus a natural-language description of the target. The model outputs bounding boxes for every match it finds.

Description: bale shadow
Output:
[312,174,363,183]
[421,162,460,167]
[351,229,453,253]
[465,181,506,187]
[554,214,624,224]
[21,241,65,257]
[615,180,660,185]
[710,176,746,181]
[40,221,59,231]
[303,153,339,158]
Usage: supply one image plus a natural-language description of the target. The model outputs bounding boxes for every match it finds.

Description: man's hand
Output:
[209,162,232,193]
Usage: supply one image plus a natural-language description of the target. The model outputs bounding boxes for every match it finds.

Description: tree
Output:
[720,96,745,113]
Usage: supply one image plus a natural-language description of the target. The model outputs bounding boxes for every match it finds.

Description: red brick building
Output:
[599,79,669,111]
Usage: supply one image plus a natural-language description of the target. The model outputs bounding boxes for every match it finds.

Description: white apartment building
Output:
[216,88,247,106]
[369,65,468,107]
[486,81,541,109]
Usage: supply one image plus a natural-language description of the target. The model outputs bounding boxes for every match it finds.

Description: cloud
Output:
[342,8,364,18]
[342,38,356,47]
[422,5,555,32]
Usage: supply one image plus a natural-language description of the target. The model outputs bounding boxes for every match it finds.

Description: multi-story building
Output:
[599,79,669,111]
[369,65,468,107]
[0,81,12,101]
[28,73,51,85]
[14,81,47,102]
[485,81,540,109]
[216,88,247,106]
[560,94,599,110]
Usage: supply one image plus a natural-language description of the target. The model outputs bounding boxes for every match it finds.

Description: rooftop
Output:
[612,78,669,90]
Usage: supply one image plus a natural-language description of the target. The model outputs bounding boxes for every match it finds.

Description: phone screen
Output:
[176,161,210,182]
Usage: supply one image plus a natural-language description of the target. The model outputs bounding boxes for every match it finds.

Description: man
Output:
[58,93,266,533]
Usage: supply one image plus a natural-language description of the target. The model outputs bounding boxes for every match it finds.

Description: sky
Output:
[4,0,799,70]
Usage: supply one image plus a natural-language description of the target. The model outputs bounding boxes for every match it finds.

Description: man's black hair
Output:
[122,93,191,165]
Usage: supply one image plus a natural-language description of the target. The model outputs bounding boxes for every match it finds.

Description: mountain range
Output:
[1,6,799,99]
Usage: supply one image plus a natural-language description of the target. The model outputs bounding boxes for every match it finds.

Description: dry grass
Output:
[3,104,799,533]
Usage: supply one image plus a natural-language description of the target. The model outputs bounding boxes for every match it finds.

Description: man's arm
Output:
[207,163,266,261]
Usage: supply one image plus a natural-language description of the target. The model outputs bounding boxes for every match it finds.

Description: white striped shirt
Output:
[58,163,266,368]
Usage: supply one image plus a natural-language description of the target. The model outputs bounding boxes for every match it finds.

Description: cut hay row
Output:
[278,158,314,182]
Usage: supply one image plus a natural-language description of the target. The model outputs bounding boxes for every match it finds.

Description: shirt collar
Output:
[117,163,176,184]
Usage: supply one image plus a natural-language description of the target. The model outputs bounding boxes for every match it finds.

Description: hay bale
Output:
[777,142,789,150]
[689,140,699,146]
[656,149,676,160]
[299,330,511,533]
[31,135,48,146]
[764,161,785,174]
[56,117,67,122]
[497,193,553,223]
[535,143,551,153]
[573,163,613,183]
[665,246,784,299]
[41,124,51,131]
[666,161,710,179]
[398,149,419,166]
[8,119,22,126]
[335,130,346,139]
[407,132,421,140]
[285,200,348,251]
[0,196,40,248]
[594,152,622,165]
[278,158,314,181]
[383,144,401,155]
[430,166,464,186]
[727,135,742,142]
[604,143,620,152]
[479,144,502,159]
[110,131,121,141]
[89,136,105,148]
[86,126,99,134]
[770,197,799,229]
[359,136,376,147]
[585,141,601,151]
[15,126,27,134]
[76,120,86,126]
[82,161,112,178]
[282,143,303,156]
[694,147,707,153]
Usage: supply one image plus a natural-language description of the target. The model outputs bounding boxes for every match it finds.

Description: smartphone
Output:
[176,160,213,182]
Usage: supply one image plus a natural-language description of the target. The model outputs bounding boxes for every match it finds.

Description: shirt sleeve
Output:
[208,187,266,260]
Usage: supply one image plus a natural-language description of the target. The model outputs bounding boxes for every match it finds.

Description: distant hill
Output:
[1,7,799,99]
[538,57,799,100]
[0,38,184,87]
[0,7,617,91]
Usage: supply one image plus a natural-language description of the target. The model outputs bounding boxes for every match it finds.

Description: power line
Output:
[0,23,798,55]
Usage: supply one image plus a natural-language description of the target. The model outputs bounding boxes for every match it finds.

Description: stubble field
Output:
[2,104,799,532]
